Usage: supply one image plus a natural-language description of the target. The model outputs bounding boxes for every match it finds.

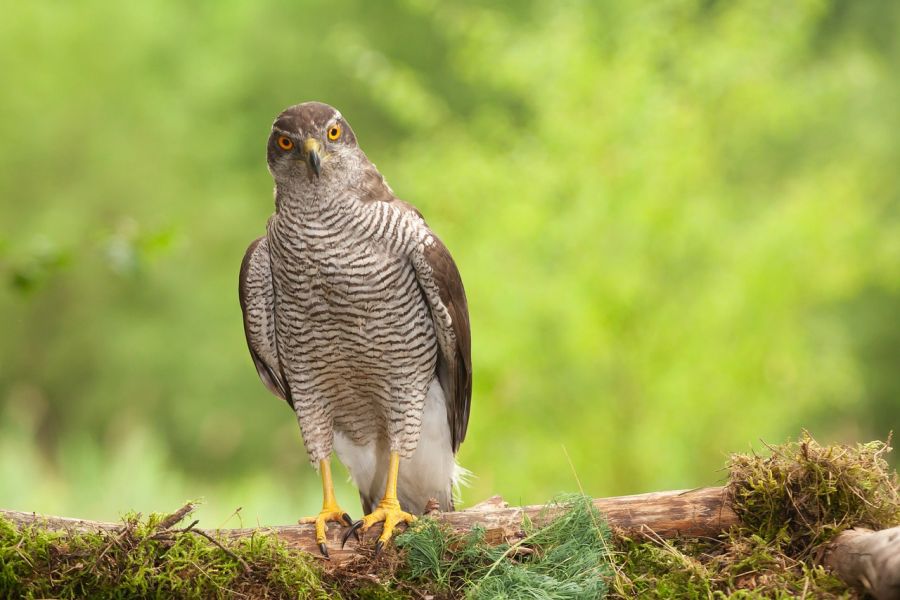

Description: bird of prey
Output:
[239,101,471,556]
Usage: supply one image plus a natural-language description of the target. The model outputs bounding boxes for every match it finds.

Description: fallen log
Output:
[0,486,736,564]
[3,486,898,598]
[824,526,900,600]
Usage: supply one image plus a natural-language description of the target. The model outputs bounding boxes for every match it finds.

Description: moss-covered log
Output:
[3,490,898,597]
[1,434,897,599]
[1,486,737,564]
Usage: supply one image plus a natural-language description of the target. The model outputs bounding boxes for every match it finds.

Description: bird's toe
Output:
[341,520,365,548]
[298,507,354,558]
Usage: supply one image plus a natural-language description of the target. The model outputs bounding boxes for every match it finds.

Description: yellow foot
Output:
[341,498,416,555]
[298,508,354,558]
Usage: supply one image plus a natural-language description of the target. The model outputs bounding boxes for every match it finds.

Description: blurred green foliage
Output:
[1,0,898,525]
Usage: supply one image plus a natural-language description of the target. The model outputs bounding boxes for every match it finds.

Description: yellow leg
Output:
[344,451,416,554]
[297,458,353,557]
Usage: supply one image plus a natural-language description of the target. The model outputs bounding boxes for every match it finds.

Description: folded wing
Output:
[239,236,290,404]
[419,234,472,453]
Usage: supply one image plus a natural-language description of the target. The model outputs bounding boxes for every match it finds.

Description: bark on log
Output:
[824,526,900,600]
[0,486,735,563]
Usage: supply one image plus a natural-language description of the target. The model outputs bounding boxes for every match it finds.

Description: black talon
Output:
[343,513,361,543]
[340,513,361,543]
[374,540,384,557]
[341,520,364,549]
[319,542,329,559]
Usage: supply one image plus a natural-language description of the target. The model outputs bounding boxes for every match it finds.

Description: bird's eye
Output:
[327,124,341,141]
[277,136,294,151]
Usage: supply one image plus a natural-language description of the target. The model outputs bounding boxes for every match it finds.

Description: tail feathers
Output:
[451,462,473,510]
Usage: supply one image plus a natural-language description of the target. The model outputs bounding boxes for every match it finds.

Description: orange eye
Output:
[277,136,293,150]
[327,124,341,141]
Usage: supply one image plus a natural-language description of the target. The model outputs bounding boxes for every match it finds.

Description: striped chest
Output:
[267,203,439,442]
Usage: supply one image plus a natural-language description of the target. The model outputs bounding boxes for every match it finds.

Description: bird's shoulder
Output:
[354,163,425,221]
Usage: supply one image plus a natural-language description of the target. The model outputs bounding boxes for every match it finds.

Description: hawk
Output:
[239,102,472,556]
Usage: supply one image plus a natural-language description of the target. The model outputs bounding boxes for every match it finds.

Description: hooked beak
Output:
[302,138,322,177]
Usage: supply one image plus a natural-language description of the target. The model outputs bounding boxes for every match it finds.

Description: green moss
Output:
[612,537,712,598]
[612,433,898,599]
[0,510,334,599]
[344,586,410,600]
[612,533,852,599]
[396,494,613,599]
[728,432,899,552]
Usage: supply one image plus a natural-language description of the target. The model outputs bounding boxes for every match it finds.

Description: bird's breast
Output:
[267,203,440,449]
[268,214,434,354]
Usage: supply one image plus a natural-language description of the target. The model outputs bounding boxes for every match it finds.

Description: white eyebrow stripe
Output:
[325,110,343,128]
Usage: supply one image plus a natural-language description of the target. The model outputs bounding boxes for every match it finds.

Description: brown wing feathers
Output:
[239,237,290,404]
[424,237,472,453]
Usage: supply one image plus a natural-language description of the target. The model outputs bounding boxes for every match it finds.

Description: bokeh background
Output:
[2,0,898,525]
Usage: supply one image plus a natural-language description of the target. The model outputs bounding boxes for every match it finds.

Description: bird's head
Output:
[266,101,362,189]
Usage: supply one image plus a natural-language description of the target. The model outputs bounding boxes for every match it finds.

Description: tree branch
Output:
[1,486,735,563]
[824,526,900,600]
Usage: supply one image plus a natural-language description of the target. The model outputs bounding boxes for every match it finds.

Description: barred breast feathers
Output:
[263,158,471,458]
